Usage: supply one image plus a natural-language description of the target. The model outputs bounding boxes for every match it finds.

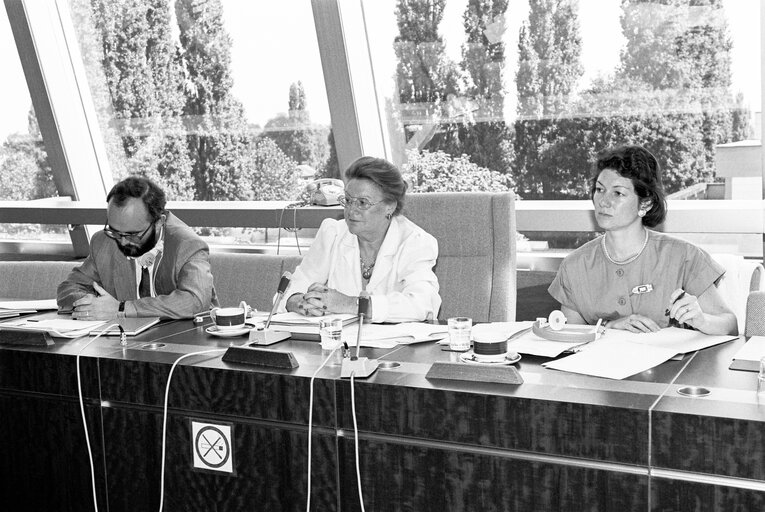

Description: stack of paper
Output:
[267,312,358,335]
[0,299,58,319]
[0,316,107,338]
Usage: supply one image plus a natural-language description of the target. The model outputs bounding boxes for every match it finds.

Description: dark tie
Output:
[139,267,152,298]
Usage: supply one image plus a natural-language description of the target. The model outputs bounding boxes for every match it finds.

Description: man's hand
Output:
[72,282,119,320]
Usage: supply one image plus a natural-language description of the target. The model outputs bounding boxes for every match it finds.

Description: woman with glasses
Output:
[548,145,737,335]
[281,156,441,322]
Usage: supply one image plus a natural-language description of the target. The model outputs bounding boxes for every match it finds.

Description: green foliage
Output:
[513,0,584,198]
[402,149,513,192]
[247,137,303,201]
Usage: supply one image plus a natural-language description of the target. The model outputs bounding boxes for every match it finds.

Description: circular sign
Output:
[194,425,230,469]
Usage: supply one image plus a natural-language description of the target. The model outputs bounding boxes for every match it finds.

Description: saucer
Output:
[206,325,254,337]
[459,351,521,366]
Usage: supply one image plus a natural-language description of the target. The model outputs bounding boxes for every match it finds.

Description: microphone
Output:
[341,291,378,379]
[265,271,292,330]
[248,271,292,346]
[353,291,370,360]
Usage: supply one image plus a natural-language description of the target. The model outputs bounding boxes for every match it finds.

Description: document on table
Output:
[600,327,737,355]
[542,339,679,380]
[343,322,448,348]
[542,328,738,379]
[729,336,765,372]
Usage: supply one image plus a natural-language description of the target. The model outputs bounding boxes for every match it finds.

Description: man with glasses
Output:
[57,176,217,320]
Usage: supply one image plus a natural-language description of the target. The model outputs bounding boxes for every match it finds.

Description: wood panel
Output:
[338,438,648,512]
[336,381,649,465]
[102,407,338,512]
[0,393,105,511]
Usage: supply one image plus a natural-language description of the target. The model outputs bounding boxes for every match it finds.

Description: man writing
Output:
[57,176,218,320]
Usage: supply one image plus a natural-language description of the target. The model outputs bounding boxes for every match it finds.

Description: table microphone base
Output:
[248,328,291,346]
[340,357,378,379]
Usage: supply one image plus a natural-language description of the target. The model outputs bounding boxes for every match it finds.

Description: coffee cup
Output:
[210,301,249,330]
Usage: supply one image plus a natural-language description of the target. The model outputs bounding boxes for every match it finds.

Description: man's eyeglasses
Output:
[338,194,380,211]
[103,222,154,243]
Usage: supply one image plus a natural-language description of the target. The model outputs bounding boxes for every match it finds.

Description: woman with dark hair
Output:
[280,156,441,323]
[548,145,737,335]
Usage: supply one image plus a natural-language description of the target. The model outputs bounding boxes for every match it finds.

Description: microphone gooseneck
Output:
[265,271,292,330]
[354,291,370,360]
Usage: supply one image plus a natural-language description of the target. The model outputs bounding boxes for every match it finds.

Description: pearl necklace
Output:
[601,229,649,265]
[360,258,375,280]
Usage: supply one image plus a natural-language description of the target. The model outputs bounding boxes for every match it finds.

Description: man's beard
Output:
[116,226,156,258]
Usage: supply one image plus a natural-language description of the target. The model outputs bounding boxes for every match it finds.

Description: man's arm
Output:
[56,256,101,312]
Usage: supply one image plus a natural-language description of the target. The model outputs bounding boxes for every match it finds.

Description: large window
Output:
[0,0,762,257]
[363,0,760,254]
[0,4,64,246]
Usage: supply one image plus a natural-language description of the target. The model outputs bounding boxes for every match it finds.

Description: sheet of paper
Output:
[732,336,765,363]
[602,327,737,355]
[0,299,58,310]
[543,339,678,379]
[342,322,448,348]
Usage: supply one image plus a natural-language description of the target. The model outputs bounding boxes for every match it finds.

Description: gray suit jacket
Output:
[56,213,217,319]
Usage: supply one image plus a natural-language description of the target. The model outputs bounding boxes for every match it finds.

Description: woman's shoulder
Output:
[648,230,707,257]
[561,236,603,266]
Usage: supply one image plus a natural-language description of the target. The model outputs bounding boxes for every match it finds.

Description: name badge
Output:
[630,284,653,295]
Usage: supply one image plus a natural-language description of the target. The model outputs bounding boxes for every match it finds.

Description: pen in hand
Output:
[664,290,686,316]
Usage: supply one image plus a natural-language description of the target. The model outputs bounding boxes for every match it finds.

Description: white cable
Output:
[158,348,226,512]
[306,345,340,512]
[76,322,120,512]
[350,372,367,512]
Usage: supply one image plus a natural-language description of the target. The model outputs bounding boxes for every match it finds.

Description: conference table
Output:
[0,317,764,511]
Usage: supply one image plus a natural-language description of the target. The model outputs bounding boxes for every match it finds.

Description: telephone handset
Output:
[306,178,344,206]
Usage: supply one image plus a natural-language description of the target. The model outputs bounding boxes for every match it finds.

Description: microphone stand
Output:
[341,294,378,379]
[249,274,292,346]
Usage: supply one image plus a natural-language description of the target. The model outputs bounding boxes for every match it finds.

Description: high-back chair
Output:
[712,254,765,335]
[403,192,516,322]
[210,253,302,311]
[0,261,76,300]
[745,290,765,337]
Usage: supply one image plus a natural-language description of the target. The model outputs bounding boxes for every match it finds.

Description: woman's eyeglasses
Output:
[338,194,380,211]
[103,222,153,243]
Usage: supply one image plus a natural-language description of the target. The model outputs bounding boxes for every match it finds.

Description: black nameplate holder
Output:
[222,344,299,369]
[0,330,54,347]
[425,361,523,385]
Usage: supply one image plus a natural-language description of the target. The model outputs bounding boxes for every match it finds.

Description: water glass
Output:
[319,317,344,365]
[447,317,472,352]
[757,356,765,396]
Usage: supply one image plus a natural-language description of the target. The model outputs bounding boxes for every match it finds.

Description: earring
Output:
[385,212,392,220]
[638,210,646,217]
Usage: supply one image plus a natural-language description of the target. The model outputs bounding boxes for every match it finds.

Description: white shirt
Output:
[280,216,441,323]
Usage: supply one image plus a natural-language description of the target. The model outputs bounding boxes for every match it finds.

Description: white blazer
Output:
[280,216,441,323]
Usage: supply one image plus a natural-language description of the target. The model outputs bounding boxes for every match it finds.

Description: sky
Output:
[0,0,760,140]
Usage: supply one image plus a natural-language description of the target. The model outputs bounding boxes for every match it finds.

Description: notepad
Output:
[89,317,160,336]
